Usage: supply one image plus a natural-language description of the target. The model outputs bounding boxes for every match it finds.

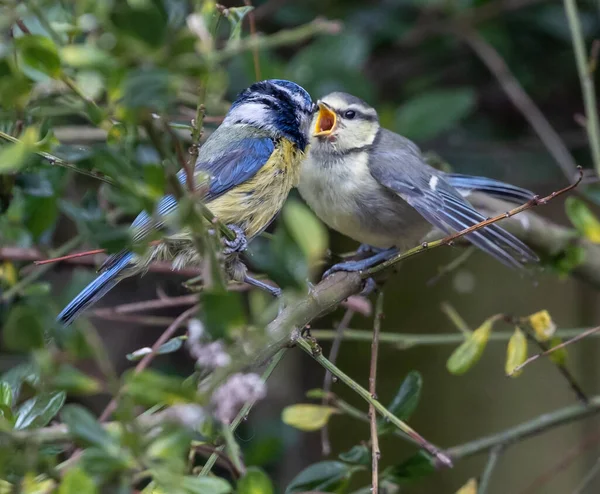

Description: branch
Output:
[369,293,384,492]
[563,0,600,175]
[447,395,600,459]
[456,28,579,183]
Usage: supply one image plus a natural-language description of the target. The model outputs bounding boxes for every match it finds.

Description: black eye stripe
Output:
[333,108,377,121]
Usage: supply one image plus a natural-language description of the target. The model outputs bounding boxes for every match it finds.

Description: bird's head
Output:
[311,92,380,154]
[224,79,316,151]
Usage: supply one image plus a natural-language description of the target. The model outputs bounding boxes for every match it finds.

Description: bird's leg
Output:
[222,224,248,255]
[243,273,282,298]
[323,247,398,278]
[356,244,386,255]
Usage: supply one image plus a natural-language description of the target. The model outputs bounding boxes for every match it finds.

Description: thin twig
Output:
[321,308,355,455]
[200,349,287,475]
[511,325,600,375]
[478,446,503,494]
[447,395,600,460]
[563,0,600,175]
[15,19,31,34]
[98,305,199,423]
[296,336,452,467]
[441,302,471,335]
[244,0,261,80]
[457,27,579,183]
[427,246,475,286]
[310,328,600,346]
[365,168,583,276]
[571,455,600,494]
[369,292,384,493]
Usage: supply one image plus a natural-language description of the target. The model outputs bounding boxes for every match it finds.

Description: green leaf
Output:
[126,336,186,361]
[60,405,117,451]
[282,404,338,431]
[282,199,328,270]
[446,318,494,375]
[121,68,178,113]
[202,291,246,339]
[237,467,274,494]
[548,337,568,366]
[110,0,168,48]
[383,451,435,484]
[285,461,355,493]
[505,327,528,377]
[3,304,45,352]
[180,476,231,494]
[565,197,600,243]
[124,369,198,406]
[14,391,66,430]
[0,128,38,173]
[1,362,40,402]
[378,371,422,435]
[0,382,13,409]
[61,45,115,71]
[224,6,254,41]
[58,467,97,494]
[545,243,585,277]
[395,88,476,141]
[15,35,61,77]
[338,445,371,466]
[51,365,102,395]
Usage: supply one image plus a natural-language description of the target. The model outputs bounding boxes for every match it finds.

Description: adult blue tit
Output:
[58,79,315,325]
[298,92,539,276]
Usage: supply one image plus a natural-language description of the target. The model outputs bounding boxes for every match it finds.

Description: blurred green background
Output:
[1,0,600,492]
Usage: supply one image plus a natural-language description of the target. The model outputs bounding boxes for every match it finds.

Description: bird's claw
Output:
[360,277,377,296]
[222,224,248,255]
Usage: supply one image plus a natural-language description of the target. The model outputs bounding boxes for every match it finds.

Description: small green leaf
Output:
[339,445,371,466]
[224,6,254,41]
[52,365,102,394]
[383,451,436,484]
[3,304,45,351]
[446,318,494,375]
[0,382,12,409]
[237,467,274,494]
[61,45,115,71]
[126,336,186,361]
[282,404,338,431]
[282,199,328,270]
[180,476,231,494]
[202,290,246,339]
[378,371,422,435]
[58,467,97,494]
[15,35,61,77]
[0,128,38,173]
[1,362,40,402]
[546,243,585,277]
[505,327,528,377]
[395,88,476,141]
[285,461,354,494]
[60,405,117,451]
[14,392,66,430]
[548,337,568,366]
[566,197,600,243]
[124,369,198,406]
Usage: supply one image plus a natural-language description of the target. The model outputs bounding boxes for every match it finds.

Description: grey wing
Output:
[367,137,538,269]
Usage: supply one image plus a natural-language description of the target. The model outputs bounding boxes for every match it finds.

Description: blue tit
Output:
[298,92,539,276]
[58,79,315,325]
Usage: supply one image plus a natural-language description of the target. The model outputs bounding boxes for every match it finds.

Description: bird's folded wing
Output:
[99,137,275,272]
[367,150,538,269]
[444,173,535,203]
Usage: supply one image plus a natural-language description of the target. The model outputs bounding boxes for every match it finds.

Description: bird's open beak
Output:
[313,103,337,137]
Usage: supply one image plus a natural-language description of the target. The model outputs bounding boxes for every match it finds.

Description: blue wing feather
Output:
[444,173,535,203]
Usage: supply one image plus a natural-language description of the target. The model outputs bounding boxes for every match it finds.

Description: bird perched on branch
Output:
[298,92,539,277]
[58,79,315,325]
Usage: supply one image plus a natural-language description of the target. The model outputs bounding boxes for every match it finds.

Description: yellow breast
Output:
[207,138,304,239]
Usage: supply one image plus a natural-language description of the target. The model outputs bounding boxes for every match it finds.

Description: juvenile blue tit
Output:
[298,92,538,275]
[58,79,316,325]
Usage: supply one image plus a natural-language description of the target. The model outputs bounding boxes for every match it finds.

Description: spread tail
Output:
[57,252,134,326]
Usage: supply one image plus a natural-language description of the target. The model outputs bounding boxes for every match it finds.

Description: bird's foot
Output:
[360,277,377,296]
[322,248,398,278]
[222,224,248,255]
[243,273,282,298]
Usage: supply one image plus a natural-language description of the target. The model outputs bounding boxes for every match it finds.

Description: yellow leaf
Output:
[0,261,18,286]
[548,337,567,366]
[528,310,556,341]
[22,473,55,494]
[446,318,494,375]
[455,478,478,494]
[506,327,528,377]
[282,404,338,431]
[0,480,12,494]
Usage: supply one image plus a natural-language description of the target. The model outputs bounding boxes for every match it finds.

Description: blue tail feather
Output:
[445,174,535,203]
[57,252,134,326]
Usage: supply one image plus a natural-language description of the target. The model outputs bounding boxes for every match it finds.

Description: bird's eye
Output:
[344,110,356,119]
